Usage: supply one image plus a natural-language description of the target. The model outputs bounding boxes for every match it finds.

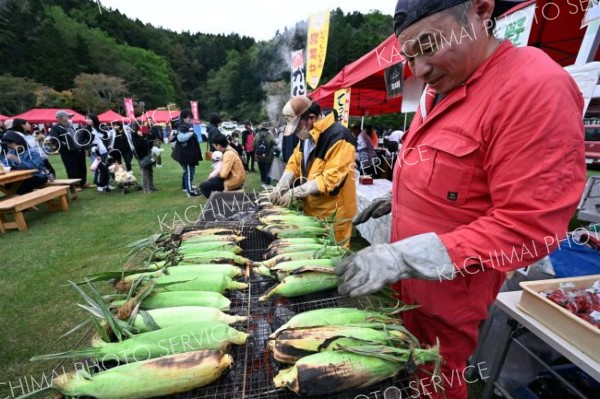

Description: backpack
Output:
[255,133,272,161]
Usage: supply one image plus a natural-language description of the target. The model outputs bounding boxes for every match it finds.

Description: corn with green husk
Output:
[29,350,232,399]
[258,214,324,227]
[31,322,247,363]
[264,244,336,258]
[257,225,327,238]
[270,324,419,364]
[270,258,334,275]
[181,251,251,265]
[112,291,231,311]
[180,234,245,243]
[118,273,248,294]
[273,345,441,396]
[180,228,239,239]
[257,247,347,269]
[272,308,404,336]
[130,306,246,332]
[268,238,325,247]
[121,265,243,282]
[259,272,338,301]
[178,241,242,253]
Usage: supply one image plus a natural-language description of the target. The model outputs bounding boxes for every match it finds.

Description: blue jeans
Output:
[180,163,196,193]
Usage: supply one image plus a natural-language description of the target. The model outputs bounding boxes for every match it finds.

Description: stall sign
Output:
[334,88,351,127]
[494,3,535,47]
[306,10,330,89]
[291,50,307,97]
[385,61,404,99]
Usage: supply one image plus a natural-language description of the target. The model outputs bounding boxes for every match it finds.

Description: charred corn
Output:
[182,251,250,265]
[270,324,419,363]
[272,308,402,336]
[50,350,232,399]
[273,350,399,395]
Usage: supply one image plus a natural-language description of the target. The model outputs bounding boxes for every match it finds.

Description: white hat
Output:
[282,96,312,136]
[212,151,223,161]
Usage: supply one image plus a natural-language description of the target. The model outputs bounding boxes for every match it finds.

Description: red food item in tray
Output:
[540,280,600,329]
[547,289,570,307]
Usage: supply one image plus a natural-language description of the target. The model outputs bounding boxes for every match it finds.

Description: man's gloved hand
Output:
[276,180,319,206]
[353,192,392,226]
[335,233,455,297]
[268,171,295,204]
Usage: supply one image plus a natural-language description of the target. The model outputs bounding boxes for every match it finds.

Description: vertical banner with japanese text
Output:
[334,88,351,128]
[190,100,203,142]
[291,50,307,97]
[124,98,135,119]
[494,3,535,47]
[306,10,330,89]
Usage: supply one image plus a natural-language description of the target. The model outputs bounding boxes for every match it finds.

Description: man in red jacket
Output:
[336,1,586,398]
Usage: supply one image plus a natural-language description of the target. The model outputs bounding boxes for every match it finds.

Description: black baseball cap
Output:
[394,0,469,36]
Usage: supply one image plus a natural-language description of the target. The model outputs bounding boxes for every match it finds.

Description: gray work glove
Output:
[268,171,295,204]
[335,233,455,297]
[277,180,319,206]
[353,192,392,226]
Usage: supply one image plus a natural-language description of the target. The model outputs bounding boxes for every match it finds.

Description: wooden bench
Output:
[0,186,70,233]
[44,178,81,200]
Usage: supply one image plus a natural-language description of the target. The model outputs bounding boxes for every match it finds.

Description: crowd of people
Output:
[0,106,400,199]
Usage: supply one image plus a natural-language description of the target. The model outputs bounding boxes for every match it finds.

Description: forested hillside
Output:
[0,0,392,121]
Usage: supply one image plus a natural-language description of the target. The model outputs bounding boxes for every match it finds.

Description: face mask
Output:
[233,138,238,143]
[296,127,310,141]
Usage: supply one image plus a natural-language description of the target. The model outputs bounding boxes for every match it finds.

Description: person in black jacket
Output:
[131,122,156,194]
[171,110,201,197]
[49,110,88,187]
[206,113,222,152]
[108,121,134,171]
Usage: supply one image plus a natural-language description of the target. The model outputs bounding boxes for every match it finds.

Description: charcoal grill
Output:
[199,191,262,222]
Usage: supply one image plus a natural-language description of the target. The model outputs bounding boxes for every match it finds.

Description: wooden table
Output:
[0,170,36,196]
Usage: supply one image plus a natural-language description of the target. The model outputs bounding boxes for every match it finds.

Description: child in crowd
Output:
[209,151,223,179]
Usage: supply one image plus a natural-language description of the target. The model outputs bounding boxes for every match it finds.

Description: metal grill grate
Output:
[199,192,262,222]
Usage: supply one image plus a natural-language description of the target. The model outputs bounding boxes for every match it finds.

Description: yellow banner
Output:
[334,88,351,127]
[306,10,330,89]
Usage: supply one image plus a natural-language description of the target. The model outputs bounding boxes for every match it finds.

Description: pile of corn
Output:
[251,206,350,301]
[27,228,251,399]
[269,308,442,396]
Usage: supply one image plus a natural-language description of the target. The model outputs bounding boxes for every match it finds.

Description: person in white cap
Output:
[335,1,586,398]
[269,96,356,245]
[49,110,88,187]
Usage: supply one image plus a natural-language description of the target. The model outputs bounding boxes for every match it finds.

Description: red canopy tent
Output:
[140,110,180,124]
[12,108,85,124]
[311,1,599,116]
[0,114,8,122]
[311,34,404,116]
[98,110,130,124]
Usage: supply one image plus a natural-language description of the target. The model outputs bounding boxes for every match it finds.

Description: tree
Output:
[72,73,127,114]
[36,88,73,108]
[0,74,44,115]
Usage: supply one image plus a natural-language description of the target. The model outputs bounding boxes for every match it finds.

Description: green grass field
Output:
[0,150,595,399]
